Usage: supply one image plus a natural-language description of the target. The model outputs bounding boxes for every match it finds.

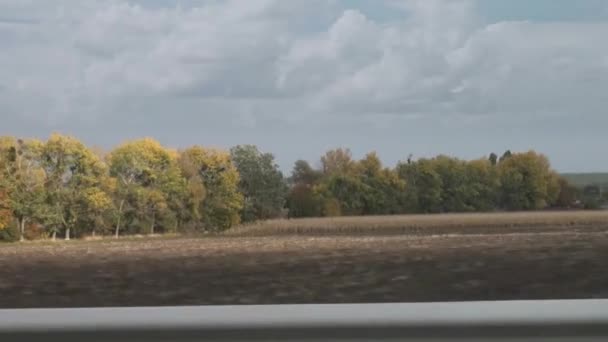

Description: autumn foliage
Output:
[0,134,580,241]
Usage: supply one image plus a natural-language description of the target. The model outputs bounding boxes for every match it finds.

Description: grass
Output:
[226,211,608,236]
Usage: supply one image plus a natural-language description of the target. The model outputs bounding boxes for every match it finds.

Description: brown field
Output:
[228,210,608,236]
[1,211,608,308]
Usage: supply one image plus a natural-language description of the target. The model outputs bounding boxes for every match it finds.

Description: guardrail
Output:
[1,299,608,341]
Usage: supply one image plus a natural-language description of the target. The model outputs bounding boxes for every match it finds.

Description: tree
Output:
[356,152,406,215]
[489,153,498,166]
[290,160,321,186]
[320,148,355,176]
[396,160,420,212]
[554,177,580,209]
[0,189,11,231]
[230,145,287,222]
[497,151,560,210]
[314,174,368,216]
[432,156,471,212]
[286,160,322,218]
[179,146,243,231]
[107,138,180,237]
[175,150,205,230]
[136,188,168,234]
[499,150,513,163]
[41,134,107,240]
[396,158,443,213]
[311,152,408,217]
[581,185,602,209]
[82,187,114,236]
[286,183,321,218]
[0,137,47,241]
[465,158,500,211]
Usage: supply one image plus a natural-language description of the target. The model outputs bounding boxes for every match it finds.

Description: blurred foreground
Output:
[1,222,607,308]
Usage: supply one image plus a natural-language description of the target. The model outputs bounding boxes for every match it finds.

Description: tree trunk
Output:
[150,212,156,235]
[18,217,26,242]
[65,228,70,241]
[115,200,125,238]
[52,231,57,241]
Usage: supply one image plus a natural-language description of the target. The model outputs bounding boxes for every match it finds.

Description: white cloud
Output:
[1,0,607,127]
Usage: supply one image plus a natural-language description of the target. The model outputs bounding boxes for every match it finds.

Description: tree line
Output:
[286,149,580,218]
[0,134,581,242]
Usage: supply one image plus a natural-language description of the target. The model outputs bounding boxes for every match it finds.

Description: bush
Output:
[0,224,19,242]
[583,198,601,210]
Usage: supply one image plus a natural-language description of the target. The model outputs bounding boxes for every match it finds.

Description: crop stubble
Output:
[1,211,608,308]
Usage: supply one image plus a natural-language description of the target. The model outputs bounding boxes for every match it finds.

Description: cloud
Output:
[1,0,607,128]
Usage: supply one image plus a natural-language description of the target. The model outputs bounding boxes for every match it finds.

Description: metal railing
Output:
[1,299,608,341]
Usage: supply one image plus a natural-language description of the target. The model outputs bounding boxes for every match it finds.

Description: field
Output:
[562,172,608,188]
[1,211,608,308]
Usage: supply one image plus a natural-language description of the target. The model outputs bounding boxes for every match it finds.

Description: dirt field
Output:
[2,212,608,308]
[228,211,608,236]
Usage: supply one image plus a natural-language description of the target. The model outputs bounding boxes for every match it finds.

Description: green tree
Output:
[396,159,420,212]
[320,174,366,216]
[465,158,500,211]
[432,156,471,212]
[396,158,443,213]
[554,177,580,209]
[489,153,498,166]
[286,160,322,218]
[230,145,287,222]
[286,183,321,218]
[290,160,321,186]
[356,152,406,215]
[499,150,513,163]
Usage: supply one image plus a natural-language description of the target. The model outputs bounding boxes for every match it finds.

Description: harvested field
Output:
[1,211,608,308]
[228,211,608,236]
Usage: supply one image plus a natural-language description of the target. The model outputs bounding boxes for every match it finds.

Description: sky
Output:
[1,0,608,173]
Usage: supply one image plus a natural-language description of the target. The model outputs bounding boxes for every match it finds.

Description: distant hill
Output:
[561,173,608,188]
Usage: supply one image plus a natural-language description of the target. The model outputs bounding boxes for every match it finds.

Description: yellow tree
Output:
[497,151,560,210]
[41,134,107,240]
[320,148,356,176]
[0,136,46,241]
[0,189,10,231]
[179,146,243,231]
[108,138,183,236]
[82,187,114,236]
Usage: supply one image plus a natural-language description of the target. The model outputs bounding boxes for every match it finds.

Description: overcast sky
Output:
[1,0,607,173]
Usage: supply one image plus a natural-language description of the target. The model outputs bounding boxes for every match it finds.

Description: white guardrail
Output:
[1,300,608,341]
